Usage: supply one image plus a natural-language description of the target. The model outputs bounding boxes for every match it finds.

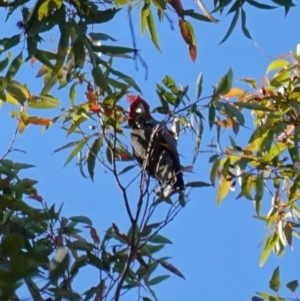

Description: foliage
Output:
[0,0,298,300]
[252,266,299,300]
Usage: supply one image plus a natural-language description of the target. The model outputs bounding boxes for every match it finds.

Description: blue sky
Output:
[1,1,300,300]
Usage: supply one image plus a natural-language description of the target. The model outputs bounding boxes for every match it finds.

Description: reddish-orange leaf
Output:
[103,109,124,123]
[189,44,197,63]
[112,223,129,242]
[179,19,190,44]
[89,104,102,113]
[86,83,97,104]
[27,195,43,202]
[90,226,100,244]
[104,108,113,116]
[115,152,134,161]
[169,0,184,15]
[26,117,52,126]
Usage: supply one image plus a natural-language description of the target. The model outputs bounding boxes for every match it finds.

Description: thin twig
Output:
[0,119,20,161]
[127,2,148,80]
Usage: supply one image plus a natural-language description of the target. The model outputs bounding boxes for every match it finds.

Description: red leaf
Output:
[189,44,197,63]
[159,260,185,279]
[115,152,134,161]
[25,117,52,126]
[169,0,184,16]
[89,104,102,113]
[179,19,190,44]
[112,223,129,242]
[90,226,100,244]
[27,195,43,202]
[86,83,97,104]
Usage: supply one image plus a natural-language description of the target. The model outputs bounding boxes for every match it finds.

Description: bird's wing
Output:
[154,122,181,165]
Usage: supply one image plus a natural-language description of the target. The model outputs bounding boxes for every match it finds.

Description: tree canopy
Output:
[0,0,299,300]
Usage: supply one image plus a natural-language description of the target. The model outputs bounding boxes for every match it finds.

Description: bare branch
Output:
[0,118,21,161]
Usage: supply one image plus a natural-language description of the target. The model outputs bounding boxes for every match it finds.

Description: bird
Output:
[127,95,184,197]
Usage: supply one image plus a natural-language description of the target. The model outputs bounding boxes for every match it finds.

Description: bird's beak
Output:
[135,104,145,114]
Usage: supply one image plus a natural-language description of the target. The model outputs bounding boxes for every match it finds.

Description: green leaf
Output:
[69,216,93,225]
[25,278,43,301]
[239,77,258,89]
[260,231,279,267]
[210,158,220,187]
[26,36,38,60]
[183,10,211,22]
[0,85,6,101]
[152,0,166,10]
[139,244,164,255]
[241,9,252,39]
[270,0,295,15]
[84,8,120,24]
[118,164,135,176]
[251,297,264,301]
[286,280,299,293]
[269,266,280,292]
[212,0,234,12]
[148,275,170,286]
[217,176,232,206]
[2,233,24,257]
[0,34,20,54]
[241,175,253,200]
[34,49,55,70]
[215,68,233,95]
[233,102,274,111]
[91,45,136,55]
[87,137,102,181]
[219,9,239,44]
[6,82,28,105]
[92,66,111,94]
[186,181,211,188]
[208,103,216,130]
[64,136,93,168]
[266,58,289,74]
[254,173,264,203]
[147,9,160,51]
[262,142,286,162]
[141,4,150,35]
[0,52,12,72]
[0,164,19,179]
[5,51,23,84]
[196,72,203,99]
[256,292,279,300]
[246,0,276,9]
[192,115,203,164]
[148,235,172,244]
[89,32,117,42]
[69,82,77,105]
[223,103,245,125]
[68,240,95,252]
[72,38,86,69]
